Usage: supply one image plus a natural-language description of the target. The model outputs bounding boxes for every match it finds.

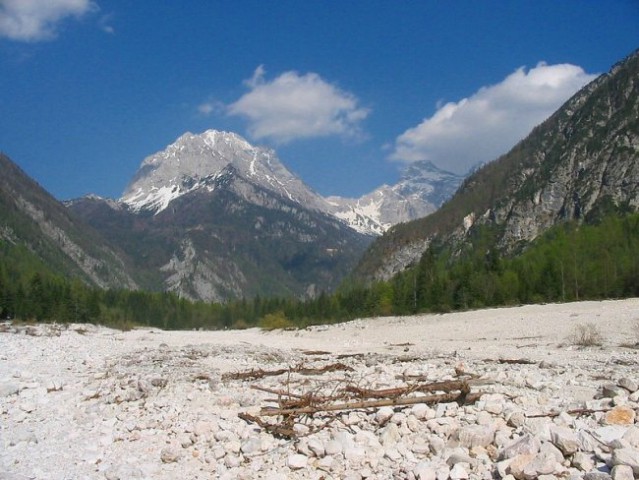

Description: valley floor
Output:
[1,299,639,479]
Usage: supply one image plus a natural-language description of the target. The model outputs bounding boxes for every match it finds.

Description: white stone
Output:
[611,464,635,480]
[413,460,437,480]
[324,439,343,456]
[160,446,180,463]
[287,454,307,470]
[550,426,579,455]
[449,463,469,480]
[611,447,639,474]
[307,438,325,458]
[572,451,596,471]
[457,424,495,448]
[501,434,541,460]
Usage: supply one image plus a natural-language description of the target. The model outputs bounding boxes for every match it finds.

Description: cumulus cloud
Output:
[0,0,96,42]
[227,66,370,144]
[390,63,598,174]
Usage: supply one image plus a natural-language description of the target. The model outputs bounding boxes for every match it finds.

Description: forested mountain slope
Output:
[354,48,639,281]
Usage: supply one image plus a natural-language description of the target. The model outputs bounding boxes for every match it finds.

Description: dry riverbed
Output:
[1,299,639,479]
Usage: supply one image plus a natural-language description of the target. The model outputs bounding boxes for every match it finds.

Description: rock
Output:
[611,447,639,474]
[457,424,495,449]
[602,384,628,399]
[594,426,630,447]
[193,420,215,437]
[522,453,559,480]
[411,403,434,420]
[550,426,580,455]
[224,454,241,468]
[572,451,596,472]
[413,461,437,480]
[307,438,325,458]
[583,473,612,480]
[241,438,262,456]
[19,401,36,413]
[539,442,564,463]
[449,463,469,480]
[621,425,639,448]
[287,454,307,470]
[380,423,401,446]
[160,446,180,463]
[501,434,541,460]
[508,453,535,480]
[376,406,394,424]
[507,411,527,428]
[603,406,636,426]
[344,445,366,463]
[617,378,638,393]
[446,450,475,467]
[0,381,20,397]
[324,439,342,456]
[427,434,445,455]
[611,464,635,480]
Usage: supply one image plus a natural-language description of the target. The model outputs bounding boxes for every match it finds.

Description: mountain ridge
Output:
[0,153,138,290]
[118,129,462,235]
[353,47,639,281]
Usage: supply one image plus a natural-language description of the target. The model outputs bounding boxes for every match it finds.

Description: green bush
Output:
[258,311,293,331]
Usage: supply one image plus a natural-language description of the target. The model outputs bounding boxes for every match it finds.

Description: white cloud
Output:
[0,0,96,42]
[227,66,370,144]
[197,100,224,116]
[390,63,598,174]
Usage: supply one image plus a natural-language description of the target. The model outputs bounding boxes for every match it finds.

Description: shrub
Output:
[258,311,294,331]
[570,322,603,347]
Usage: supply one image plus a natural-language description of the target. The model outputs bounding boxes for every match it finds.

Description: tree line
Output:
[1,212,638,330]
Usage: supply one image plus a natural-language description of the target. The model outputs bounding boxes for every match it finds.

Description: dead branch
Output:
[259,390,483,417]
[300,350,332,356]
[525,407,611,418]
[496,358,536,365]
[345,379,474,399]
[223,362,353,381]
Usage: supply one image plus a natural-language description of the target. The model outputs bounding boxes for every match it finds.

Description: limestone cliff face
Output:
[356,49,639,281]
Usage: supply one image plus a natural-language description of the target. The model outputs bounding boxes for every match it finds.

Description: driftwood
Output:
[223,362,353,381]
[259,390,483,417]
[345,379,473,399]
[497,358,536,365]
[525,407,612,419]
[236,360,488,439]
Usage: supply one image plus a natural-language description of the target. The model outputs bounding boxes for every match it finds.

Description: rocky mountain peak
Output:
[120,129,328,214]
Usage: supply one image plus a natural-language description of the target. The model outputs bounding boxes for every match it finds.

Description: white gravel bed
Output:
[1,299,639,479]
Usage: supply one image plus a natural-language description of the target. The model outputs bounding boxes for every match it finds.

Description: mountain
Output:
[121,130,330,215]
[354,48,639,281]
[70,129,465,301]
[0,153,137,289]
[69,131,373,301]
[327,161,464,235]
[121,130,462,236]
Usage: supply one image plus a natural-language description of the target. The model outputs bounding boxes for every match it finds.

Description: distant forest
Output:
[2,212,639,330]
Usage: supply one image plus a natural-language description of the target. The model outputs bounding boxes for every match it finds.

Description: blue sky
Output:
[1,1,637,201]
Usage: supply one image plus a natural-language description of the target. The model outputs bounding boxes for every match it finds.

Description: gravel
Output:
[1,298,639,479]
